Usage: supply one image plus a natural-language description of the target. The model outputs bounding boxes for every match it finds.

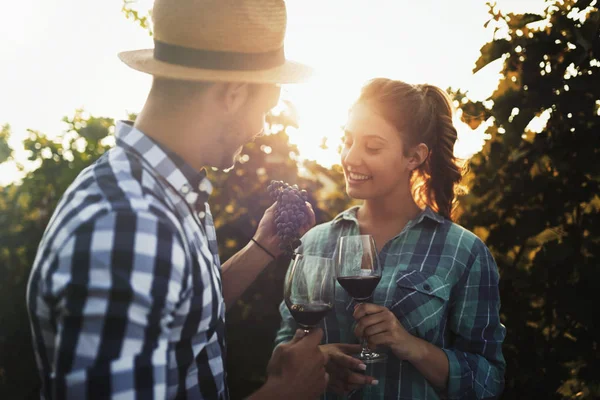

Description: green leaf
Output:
[0,124,12,164]
[506,12,545,29]
[473,39,511,73]
[77,117,114,143]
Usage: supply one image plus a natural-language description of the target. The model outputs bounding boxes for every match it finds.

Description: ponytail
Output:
[412,85,464,220]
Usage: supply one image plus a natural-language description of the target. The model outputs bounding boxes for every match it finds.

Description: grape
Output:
[268,180,310,257]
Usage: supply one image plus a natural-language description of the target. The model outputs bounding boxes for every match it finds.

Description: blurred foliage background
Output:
[1,1,599,398]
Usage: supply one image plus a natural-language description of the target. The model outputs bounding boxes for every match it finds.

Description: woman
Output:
[275,78,506,399]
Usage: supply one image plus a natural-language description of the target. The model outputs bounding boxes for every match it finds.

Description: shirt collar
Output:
[332,205,360,224]
[115,121,213,202]
[332,205,444,226]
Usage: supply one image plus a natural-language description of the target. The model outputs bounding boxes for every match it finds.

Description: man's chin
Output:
[219,159,236,172]
[219,150,242,171]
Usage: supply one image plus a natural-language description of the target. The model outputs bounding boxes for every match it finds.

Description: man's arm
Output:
[46,210,186,398]
[221,201,315,308]
[221,239,274,307]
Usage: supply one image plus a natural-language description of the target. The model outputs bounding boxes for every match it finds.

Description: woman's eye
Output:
[366,147,381,153]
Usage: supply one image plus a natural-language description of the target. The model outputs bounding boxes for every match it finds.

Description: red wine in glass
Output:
[337,276,381,300]
[285,254,335,333]
[336,235,387,362]
[288,303,333,327]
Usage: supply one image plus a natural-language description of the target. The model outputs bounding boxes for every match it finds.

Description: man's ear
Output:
[406,143,429,171]
[214,82,251,114]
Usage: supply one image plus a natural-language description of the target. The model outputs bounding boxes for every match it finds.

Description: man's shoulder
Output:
[42,148,174,250]
[68,147,162,212]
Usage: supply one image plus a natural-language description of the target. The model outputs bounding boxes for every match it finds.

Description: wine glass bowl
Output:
[285,254,335,333]
[336,234,387,362]
[337,273,381,301]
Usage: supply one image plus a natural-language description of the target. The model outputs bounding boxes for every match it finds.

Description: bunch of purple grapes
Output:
[268,180,309,257]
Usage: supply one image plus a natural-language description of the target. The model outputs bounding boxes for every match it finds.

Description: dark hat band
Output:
[154,40,285,71]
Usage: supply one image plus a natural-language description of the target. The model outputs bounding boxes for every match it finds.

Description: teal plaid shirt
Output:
[275,206,506,399]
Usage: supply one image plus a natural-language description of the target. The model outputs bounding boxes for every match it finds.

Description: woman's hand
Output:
[353,303,419,361]
[320,343,377,394]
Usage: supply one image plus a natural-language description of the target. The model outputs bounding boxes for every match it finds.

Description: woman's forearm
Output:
[404,336,449,390]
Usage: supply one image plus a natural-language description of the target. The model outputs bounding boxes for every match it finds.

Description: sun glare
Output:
[0,0,548,186]
[280,76,360,169]
[279,75,493,170]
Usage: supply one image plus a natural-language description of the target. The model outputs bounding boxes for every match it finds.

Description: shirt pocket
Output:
[389,270,451,343]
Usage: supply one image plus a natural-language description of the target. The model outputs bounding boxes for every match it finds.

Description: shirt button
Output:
[184,193,196,203]
[198,180,210,192]
[198,211,206,219]
[423,283,431,291]
[181,184,190,194]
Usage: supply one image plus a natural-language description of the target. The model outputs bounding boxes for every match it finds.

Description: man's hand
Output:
[353,303,419,361]
[253,201,316,258]
[256,328,328,400]
[320,343,377,394]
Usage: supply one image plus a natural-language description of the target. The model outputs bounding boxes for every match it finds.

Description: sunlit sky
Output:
[0,0,545,185]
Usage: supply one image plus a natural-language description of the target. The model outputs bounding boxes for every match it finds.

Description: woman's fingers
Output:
[330,351,366,371]
[346,371,378,386]
[354,312,389,337]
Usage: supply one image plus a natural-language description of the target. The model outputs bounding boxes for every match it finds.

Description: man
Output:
[26,0,328,398]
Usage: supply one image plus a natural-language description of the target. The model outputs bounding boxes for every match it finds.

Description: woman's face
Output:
[341,102,414,201]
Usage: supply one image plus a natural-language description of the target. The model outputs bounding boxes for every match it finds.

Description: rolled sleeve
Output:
[444,246,506,399]
[274,259,298,348]
[275,300,296,348]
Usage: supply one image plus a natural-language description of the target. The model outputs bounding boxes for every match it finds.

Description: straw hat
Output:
[118,0,313,84]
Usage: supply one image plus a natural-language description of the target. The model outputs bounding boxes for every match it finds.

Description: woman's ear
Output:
[407,143,429,171]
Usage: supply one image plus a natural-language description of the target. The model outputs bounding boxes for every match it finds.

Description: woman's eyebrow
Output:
[344,129,387,143]
[365,134,387,143]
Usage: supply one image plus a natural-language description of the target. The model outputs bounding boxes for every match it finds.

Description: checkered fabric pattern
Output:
[27,121,228,399]
[275,206,506,399]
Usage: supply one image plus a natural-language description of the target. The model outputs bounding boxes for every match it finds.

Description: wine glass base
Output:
[298,325,313,334]
[354,352,388,363]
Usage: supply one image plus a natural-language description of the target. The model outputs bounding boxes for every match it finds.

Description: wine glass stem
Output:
[360,337,371,357]
[356,300,374,357]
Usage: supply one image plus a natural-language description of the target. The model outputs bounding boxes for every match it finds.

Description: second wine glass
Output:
[285,254,335,333]
[336,234,387,362]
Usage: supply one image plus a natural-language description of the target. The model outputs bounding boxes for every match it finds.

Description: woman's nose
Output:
[342,143,362,167]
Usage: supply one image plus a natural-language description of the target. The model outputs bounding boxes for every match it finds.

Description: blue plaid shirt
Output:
[27,121,228,399]
[276,206,506,399]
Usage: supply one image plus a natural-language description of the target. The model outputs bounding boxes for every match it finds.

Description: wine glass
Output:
[336,234,387,362]
[285,254,335,333]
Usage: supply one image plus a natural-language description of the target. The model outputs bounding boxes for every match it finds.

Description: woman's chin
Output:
[346,183,366,200]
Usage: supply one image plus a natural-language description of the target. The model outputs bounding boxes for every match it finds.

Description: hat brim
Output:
[118,49,313,84]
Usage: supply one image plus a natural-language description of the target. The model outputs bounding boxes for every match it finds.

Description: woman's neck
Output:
[357,189,422,233]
